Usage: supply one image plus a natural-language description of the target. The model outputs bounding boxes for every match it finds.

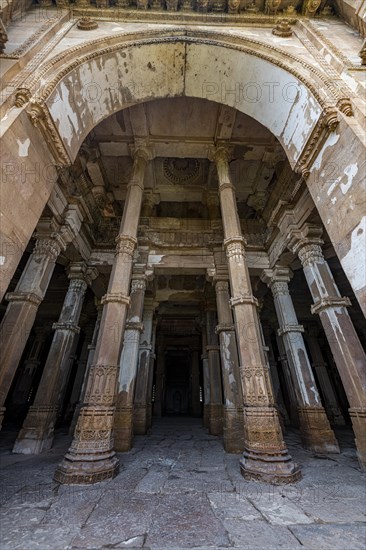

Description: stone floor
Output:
[0,418,365,549]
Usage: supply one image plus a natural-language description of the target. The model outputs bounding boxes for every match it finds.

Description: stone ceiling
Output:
[81,97,286,214]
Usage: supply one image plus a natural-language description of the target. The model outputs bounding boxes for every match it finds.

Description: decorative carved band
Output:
[84,365,118,405]
[52,322,81,334]
[215,323,235,334]
[115,234,137,257]
[230,294,259,308]
[125,322,144,332]
[311,296,351,315]
[206,345,220,352]
[277,324,304,336]
[101,293,130,306]
[5,292,42,306]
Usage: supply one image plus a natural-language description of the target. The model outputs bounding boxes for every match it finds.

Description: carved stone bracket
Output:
[26,101,72,167]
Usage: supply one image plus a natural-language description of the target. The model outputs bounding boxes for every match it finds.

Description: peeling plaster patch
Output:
[331,197,337,204]
[314,132,340,170]
[17,138,30,157]
[327,176,341,196]
[0,256,5,265]
[148,254,165,264]
[340,216,366,292]
[340,163,358,195]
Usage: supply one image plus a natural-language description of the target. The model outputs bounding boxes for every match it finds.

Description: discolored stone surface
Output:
[0,418,365,549]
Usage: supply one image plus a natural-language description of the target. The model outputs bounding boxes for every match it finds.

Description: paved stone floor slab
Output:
[0,418,365,549]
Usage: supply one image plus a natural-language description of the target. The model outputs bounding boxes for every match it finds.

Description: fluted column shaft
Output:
[290,229,366,469]
[275,334,299,427]
[214,279,244,453]
[206,308,223,436]
[306,327,345,426]
[134,300,155,434]
[0,231,65,428]
[262,267,339,454]
[14,263,95,454]
[214,146,300,483]
[114,276,146,450]
[55,147,151,485]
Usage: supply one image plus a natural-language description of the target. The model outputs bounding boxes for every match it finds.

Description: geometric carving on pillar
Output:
[261,266,340,455]
[288,224,366,470]
[214,146,301,483]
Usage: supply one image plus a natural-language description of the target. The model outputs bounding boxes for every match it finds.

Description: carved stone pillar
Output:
[134,299,155,435]
[306,326,346,426]
[262,267,339,454]
[114,276,146,451]
[69,301,103,434]
[54,146,151,484]
[206,308,224,436]
[190,347,201,417]
[64,322,95,425]
[7,326,49,418]
[261,322,290,426]
[153,340,165,417]
[13,263,96,454]
[214,146,300,483]
[0,220,68,429]
[214,279,244,453]
[289,226,366,470]
[146,318,157,429]
[201,324,211,429]
[275,334,299,427]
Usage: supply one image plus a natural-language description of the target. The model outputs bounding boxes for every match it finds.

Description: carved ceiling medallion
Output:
[163,158,200,185]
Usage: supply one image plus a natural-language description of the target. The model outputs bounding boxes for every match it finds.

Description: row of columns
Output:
[0,144,365,484]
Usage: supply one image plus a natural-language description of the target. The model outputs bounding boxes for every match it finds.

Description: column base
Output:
[134,404,148,435]
[223,406,245,453]
[240,407,301,484]
[54,405,119,485]
[298,407,340,454]
[349,408,366,471]
[209,404,223,436]
[13,406,56,455]
[114,406,134,452]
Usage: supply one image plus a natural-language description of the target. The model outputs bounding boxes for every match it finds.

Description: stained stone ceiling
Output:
[82,97,286,213]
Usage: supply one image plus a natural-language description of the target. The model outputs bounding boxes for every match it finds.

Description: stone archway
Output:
[1,29,364,313]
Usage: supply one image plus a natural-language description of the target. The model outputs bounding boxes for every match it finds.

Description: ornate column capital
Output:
[261,266,292,289]
[130,275,147,292]
[115,234,137,257]
[67,262,99,287]
[287,225,324,266]
[131,143,155,163]
[223,236,247,259]
[209,145,233,165]
[32,237,63,262]
[215,323,235,334]
[214,279,229,294]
